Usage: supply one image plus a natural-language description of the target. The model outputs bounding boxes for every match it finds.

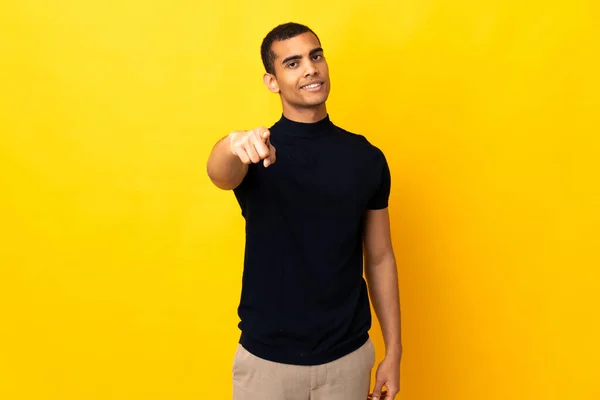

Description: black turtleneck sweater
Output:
[233,114,391,366]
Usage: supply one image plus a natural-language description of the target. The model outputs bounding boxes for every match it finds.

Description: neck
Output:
[275,110,333,138]
[281,103,328,123]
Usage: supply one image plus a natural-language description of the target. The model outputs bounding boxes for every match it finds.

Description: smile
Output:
[301,82,324,91]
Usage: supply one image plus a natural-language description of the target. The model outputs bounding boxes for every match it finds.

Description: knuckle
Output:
[232,131,247,142]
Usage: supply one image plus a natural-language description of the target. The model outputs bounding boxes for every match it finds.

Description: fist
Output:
[229,126,276,168]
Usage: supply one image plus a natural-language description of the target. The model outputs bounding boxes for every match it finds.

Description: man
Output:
[207,22,402,400]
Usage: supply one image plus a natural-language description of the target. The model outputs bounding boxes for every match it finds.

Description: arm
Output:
[206,127,276,190]
[363,207,402,400]
[206,135,249,190]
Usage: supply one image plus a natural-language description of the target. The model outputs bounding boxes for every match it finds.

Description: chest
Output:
[255,139,378,212]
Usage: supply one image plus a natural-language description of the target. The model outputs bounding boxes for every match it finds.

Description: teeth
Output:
[303,83,321,89]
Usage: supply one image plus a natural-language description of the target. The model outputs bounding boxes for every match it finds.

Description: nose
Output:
[304,61,319,77]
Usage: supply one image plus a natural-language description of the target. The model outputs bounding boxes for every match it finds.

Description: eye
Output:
[312,54,323,60]
[287,62,298,68]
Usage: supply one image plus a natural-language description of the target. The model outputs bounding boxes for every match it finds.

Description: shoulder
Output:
[332,125,387,161]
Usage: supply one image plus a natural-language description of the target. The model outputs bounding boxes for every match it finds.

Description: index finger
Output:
[368,390,387,400]
[252,127,269,141]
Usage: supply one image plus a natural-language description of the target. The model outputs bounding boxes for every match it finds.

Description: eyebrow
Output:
[282,47,324,64]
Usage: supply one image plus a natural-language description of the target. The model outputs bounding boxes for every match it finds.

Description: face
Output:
[264,32,331,112]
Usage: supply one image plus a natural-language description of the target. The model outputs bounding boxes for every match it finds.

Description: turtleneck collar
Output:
[274,113,334,138]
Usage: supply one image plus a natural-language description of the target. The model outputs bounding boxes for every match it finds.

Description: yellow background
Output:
[1,0,599,399]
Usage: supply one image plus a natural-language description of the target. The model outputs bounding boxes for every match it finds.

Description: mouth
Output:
[300,81,324,91]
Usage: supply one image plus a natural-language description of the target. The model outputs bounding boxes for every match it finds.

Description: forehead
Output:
[271,32,322,59]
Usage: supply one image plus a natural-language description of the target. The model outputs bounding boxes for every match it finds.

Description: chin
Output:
[285,93,329,109]
[304,94,329,107]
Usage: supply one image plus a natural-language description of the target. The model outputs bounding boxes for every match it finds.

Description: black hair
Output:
[261,22,321,75]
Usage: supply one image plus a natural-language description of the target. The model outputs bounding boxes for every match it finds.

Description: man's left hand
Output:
[371,355,401,400]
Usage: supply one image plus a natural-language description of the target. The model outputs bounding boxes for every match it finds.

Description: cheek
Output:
[281,77,300,93]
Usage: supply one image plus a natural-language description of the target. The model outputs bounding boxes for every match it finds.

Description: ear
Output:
[263,73,280,93]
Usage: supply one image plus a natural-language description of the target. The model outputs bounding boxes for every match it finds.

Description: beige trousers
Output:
[232,339,375,400]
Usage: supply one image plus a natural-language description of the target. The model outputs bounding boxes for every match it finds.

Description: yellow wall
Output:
[1,0,599,399]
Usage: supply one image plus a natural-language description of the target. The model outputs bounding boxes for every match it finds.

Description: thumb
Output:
[261,129,270,141]
[371,379,385,400]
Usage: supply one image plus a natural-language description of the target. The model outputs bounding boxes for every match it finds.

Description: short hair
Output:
[261,22,321,75]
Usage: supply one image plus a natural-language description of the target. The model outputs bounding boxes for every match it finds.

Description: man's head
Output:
[260,22,330,116]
